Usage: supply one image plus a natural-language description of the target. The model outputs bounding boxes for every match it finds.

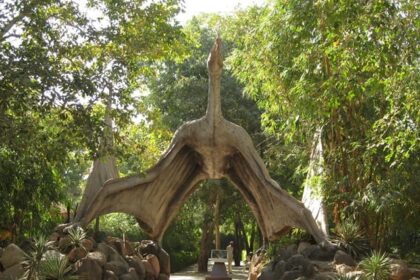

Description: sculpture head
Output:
[207,37,223,78]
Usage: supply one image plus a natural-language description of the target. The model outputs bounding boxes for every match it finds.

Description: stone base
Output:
[205,262,232,280]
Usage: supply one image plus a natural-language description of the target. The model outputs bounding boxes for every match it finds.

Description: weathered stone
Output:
[138,240,159,257]
[345,271,363,279]
[104,270,119,280]
[313,272,338,280]
[390,259,411,280]
[311,260,334,272]
[146,254,160,278]
[285,254,314,277]
[0,243,26,269]
[42,249,64,260]
[81,238,94,252]
[120,269,139,280]
[128,267,140,280]
[297,242,312,254]
[68,246,87,263]
[259,265,275,280]
[104,260,129,276]
[48,232,61,243]
[87,251,107,266]
[281,271,302,280]
[157,247,170,276]
[58,235,72,253]
[141,259,155,279]
[158,273,170,280]
[334,250,356,267]
[74,258,103,279]
[305,245,336,261]
[273,260,286,279]
[1,263,24,280]
[107,237,134,256]
[126,256,145,279]
[411,270,420,278]
[98,243,129,265]
[336,264,353,274]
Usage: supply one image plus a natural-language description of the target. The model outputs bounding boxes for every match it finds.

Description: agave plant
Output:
[335,275,356,280]
[22,235,53,280]
[39,255,78,280]
[359,251,391,280]
[67,226,86,248]
[333,220,370,258]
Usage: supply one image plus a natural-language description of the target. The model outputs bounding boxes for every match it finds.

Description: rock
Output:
[0,247,3,258]
[126,256,145,279]
[390,259,411,280]
[68,247,87,263]
[58,235,72,253]
[128,267,140,280]
[0,243,26,269]
[285,254,314,277]
[1,263,24,280]
[345,271,363,279]
[138,240,159,257]
[146,254,160,278]
[336,264,353,274]
[277,246,297,261]
[81,238,94,252]
[42,249,64,261]
[98,243,129,264]
[74,257,104,279]
[259,265,276,280]
[120,269,139,280]
[157,247,170,276]
[411,270,420,278]
[141,259,155,279]
[87,251,107,266]
[48,232,61,243]
[313,272,338,280]
[104,270,119,280]
[303,245,336,261]
[334,250,356,267]
[104,260,129,276]
[273,260,286,279]
[311,260,334,272]
[281,271,302,280]
[158,273,170,280]
[297,242,312,254]
[106,237,134,256]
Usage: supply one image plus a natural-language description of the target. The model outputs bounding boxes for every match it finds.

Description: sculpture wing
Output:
[227,142,329,244]
[77,142,204,241]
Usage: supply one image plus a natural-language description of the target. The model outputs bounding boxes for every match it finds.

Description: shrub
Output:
[333,220,370,258]
[359,251,391,280]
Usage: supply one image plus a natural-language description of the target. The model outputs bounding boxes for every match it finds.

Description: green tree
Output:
[228,0,419,252]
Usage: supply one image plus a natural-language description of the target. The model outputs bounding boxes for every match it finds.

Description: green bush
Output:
[359,251,391,280]
[170,250,199,272]
[333,220,370,259]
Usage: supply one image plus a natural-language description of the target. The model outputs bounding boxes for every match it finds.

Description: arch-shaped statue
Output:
[71,38,331,246]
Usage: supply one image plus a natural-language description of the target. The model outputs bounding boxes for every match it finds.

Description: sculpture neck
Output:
[206,73,222,122]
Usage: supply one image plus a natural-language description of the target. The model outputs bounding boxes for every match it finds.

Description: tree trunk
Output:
[214,190,221,250]
[198,218,214,272]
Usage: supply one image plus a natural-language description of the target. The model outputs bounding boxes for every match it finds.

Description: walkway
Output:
[172,261,248,280]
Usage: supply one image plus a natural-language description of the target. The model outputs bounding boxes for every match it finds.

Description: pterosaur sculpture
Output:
[70,38,331,245]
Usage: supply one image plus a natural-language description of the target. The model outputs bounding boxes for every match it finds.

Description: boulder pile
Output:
[0,229,170,280]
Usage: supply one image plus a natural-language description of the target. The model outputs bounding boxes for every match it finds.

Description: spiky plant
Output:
[67,226,86,248]
[359,251,391,280]
[333,220,370,258]
[22,235,52,280]
[39,255,78,280]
